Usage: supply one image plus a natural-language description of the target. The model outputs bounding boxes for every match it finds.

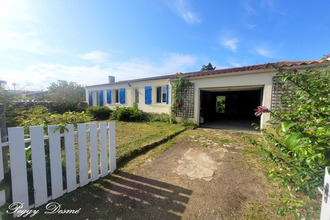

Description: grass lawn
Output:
[115,121,186,159]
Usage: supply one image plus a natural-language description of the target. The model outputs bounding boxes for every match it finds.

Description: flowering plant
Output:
[254,106,272,117]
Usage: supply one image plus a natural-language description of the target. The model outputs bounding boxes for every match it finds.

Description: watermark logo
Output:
[6,203,39,217]
[6,202,81,217]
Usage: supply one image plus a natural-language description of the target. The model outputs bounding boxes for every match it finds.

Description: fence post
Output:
[320,167,330,220]
[0,104,9,205]
[0,105,8,173]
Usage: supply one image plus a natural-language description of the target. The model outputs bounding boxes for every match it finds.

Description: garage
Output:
[199,87,263,131]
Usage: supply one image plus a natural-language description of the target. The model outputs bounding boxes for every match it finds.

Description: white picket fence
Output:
[0,122,116,212]
[320,167,330,220]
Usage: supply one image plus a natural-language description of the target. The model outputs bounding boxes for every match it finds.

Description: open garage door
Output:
[200,87,263,131]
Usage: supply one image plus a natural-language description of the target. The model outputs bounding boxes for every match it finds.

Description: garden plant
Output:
[253,67,330,217]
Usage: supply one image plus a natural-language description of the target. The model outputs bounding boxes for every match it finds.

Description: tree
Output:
[47,80,86,113]
[201,63,216,71]
[0,87,16,105]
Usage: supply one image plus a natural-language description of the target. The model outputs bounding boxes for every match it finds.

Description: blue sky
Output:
[0,0,329,91]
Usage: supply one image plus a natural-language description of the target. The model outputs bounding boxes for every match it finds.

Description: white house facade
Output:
[85,59,329,129]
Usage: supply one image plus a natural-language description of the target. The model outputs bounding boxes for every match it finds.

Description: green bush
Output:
[111,106,147,122]
[86,106,112,120]
[252,67,330,217]
[146,112,171,123]
[7,105,50,127]
[20,110,89,134]
[52,102,87,113]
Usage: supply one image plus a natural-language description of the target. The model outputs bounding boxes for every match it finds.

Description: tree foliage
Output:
[47,80,86,113]
[201,63,216,71]
[0,87,20,105]
[0,87,25,127]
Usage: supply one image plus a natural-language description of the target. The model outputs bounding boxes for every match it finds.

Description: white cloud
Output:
[1,53,198,90]
[1,65,112,91]
[255,47,275,58]
[79,51,110,63]
[242,1,258,15]
[229,61,242,67]
[0,0,35,21]
[0,1,58,56]
[220,37,239,52]
[0,31,47,54]
[260,0,274,10]
[243,22,256,29]
[170,0,201,24]
[106,53,197,81]
[0,31,23,41]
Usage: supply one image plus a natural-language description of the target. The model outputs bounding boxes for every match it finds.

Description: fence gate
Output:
[0,122,116,217]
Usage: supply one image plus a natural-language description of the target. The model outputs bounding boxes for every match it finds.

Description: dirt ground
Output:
[28,128,290,220]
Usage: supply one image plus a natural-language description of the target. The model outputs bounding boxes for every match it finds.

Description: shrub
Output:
[111,107,147,122]
[252,67,330,217]
[146,112,171,123]
[181,119,197,129]
[52,102,88,113]
[20,110,89,134]
[86,106,112,120]
[8,105,50,127]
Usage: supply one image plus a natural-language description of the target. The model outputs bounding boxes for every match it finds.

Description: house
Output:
[85,59,329,129]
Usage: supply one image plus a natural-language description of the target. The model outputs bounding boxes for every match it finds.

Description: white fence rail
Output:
[0,122,116,213]
[320,167,330,220]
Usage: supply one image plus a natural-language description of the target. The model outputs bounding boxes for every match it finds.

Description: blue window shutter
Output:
[120,88,125,104]
[145,86,152,104]
[98,90,103,106]
[88,91,93,106]
[107,89,111,104]
[166,85,169,104]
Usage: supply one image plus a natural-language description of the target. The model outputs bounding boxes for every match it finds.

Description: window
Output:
[156,86,167,103]
[115,90,119,103]
[162,86,167,103]
[135,88,139,104]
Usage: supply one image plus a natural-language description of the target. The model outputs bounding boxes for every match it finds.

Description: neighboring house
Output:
[85,59,329,129]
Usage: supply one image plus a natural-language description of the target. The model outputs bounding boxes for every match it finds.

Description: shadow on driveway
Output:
[31,171,193,220]
[100,171,193,219]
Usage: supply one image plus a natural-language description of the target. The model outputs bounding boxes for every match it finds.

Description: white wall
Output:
[85,79,172,114]
[189,70,276,129]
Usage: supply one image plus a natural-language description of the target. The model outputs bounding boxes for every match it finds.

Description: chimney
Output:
[108,76,115,84]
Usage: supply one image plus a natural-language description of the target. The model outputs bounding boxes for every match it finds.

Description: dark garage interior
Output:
[200,88,262,131]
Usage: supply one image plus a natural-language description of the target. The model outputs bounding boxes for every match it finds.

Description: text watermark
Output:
[6,202,81,217]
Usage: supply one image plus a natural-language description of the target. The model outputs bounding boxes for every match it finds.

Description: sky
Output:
[0,0,329,91]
